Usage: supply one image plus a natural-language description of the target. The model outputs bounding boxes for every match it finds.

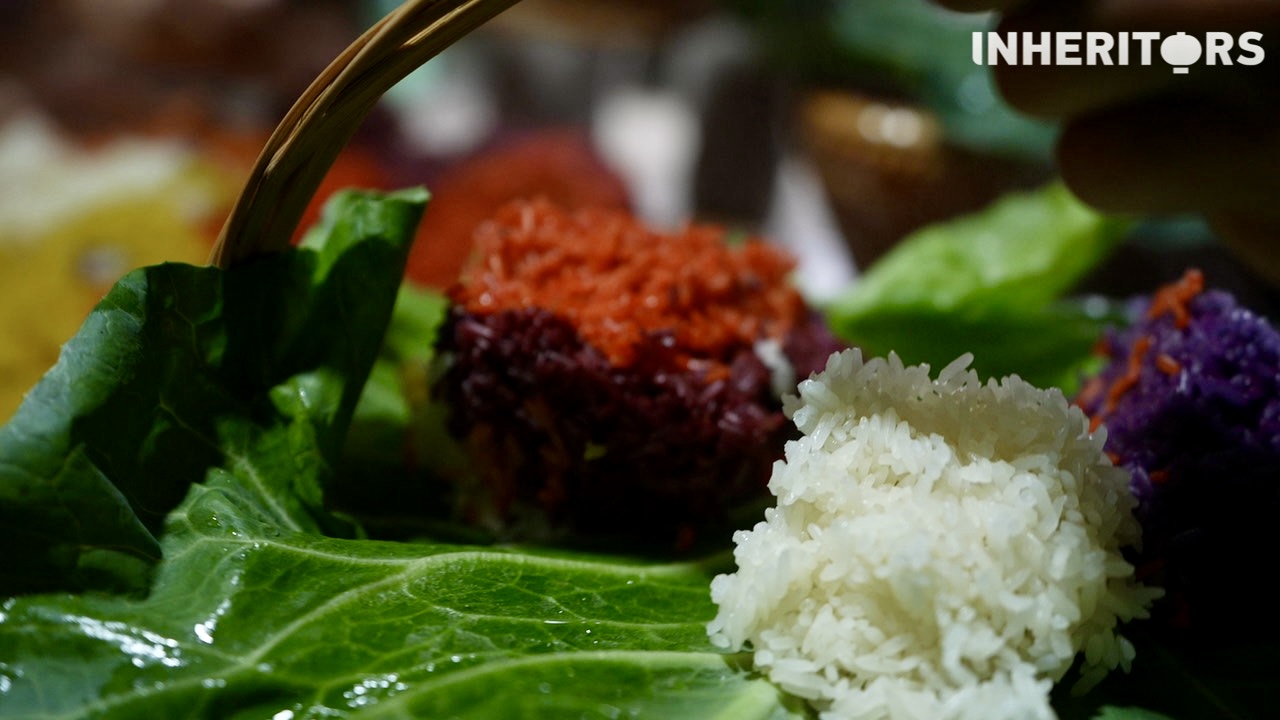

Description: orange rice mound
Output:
[450,199,807,375]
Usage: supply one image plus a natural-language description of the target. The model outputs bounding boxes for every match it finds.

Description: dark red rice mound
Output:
[432,199,843,543]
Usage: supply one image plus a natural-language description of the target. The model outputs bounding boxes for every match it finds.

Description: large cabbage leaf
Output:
[0,473,797,718]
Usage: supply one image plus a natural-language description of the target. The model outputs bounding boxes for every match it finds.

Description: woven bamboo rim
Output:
[210,0,521,269]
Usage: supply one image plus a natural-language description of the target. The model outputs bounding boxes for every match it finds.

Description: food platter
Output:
[1,1,1277,719]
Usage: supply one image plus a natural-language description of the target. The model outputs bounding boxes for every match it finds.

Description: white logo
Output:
[972,31,1265,74]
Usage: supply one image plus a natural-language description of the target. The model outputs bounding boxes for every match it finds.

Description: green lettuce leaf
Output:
[338,284,465,487]
[332,283,477,537]
[0,187,427,596]
[824,183,1131,391]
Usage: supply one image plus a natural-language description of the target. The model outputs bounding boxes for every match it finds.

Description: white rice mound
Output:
[707,349,1162,720]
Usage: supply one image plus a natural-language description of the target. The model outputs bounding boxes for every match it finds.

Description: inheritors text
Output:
[972,31,1265,74]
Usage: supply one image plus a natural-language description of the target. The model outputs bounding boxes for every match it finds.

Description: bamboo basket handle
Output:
[210,0,522,269]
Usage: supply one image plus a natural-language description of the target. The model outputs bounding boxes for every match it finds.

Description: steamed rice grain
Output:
[707,350,1160,720]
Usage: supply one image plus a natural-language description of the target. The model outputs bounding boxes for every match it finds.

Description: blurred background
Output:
[1,0,1275,422]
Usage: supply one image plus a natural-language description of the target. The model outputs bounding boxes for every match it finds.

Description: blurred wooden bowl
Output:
[798,89,1050,269]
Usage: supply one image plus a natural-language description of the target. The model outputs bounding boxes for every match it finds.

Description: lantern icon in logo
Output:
[1161,32,1202,74]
